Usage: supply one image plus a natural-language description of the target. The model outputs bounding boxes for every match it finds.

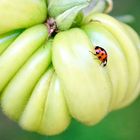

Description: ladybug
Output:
[90,46,108,67]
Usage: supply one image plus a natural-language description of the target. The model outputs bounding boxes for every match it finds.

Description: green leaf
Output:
[56,3,89,30]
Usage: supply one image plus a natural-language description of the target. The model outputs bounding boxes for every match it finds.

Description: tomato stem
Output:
[45,18,58,37]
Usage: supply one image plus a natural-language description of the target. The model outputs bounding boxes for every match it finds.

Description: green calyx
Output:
[46,0,113,32]
[48,0,91,17]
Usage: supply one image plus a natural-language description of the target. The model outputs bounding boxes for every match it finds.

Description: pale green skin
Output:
[0,13,140,136]
[82,22,129,110]
[52,28,112,125]
[0,0,47,34]
[20,68,71,135]
[0,29,23,54]
[118,23,140,108]
[84,13,140,109]
[1,40,52,120]
[0,24,48,92]
[0,25,70,136]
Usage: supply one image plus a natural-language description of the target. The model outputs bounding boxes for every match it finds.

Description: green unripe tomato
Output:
[0,0,140,136]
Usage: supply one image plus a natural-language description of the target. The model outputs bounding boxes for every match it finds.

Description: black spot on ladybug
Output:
[91,46,108,67]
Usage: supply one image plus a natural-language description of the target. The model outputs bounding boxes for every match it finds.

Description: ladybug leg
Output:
[103,60,107,67]
[89,50,96,55]
[103,63,106,67]
[100,62,103,66]
[89,51,99,61]
[100,62,106,67]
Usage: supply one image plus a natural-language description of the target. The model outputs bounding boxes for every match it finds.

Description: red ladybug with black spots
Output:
[90,46,108,67]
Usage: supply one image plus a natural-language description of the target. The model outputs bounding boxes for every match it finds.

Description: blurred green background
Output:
[0,0,140,140]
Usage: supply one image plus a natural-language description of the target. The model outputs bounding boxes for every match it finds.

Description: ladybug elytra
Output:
[90,46,108,67]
